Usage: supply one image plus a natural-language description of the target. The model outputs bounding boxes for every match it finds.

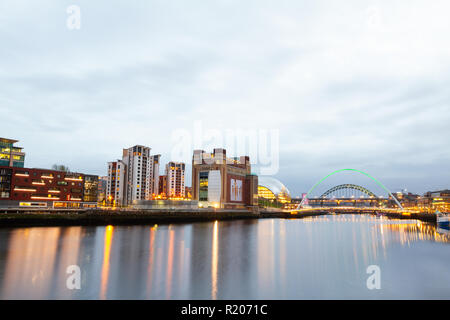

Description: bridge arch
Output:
[298,169,403,209]
[320,184,377,198]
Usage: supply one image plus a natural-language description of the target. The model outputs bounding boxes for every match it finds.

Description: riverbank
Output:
[0,208,436,228]
[0,209,264,228]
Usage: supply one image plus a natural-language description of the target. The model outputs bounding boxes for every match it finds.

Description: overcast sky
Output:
[1,0,449,197]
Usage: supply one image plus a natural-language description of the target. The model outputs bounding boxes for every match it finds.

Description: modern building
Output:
[158,175,167,197]
[106,160,126,206]
[0,166,98,208]
[107,145,160,206]
[388,191,420,209]
[258,177,291,208]
[122,145,150,203]
[418,190,450,212]
[83,174,99,203]
[166,162,185,198]
[97,176,108,204]
[185,186,192,199]
[149,154,161,199]
[192,148,258,209]
[0,138,25,168]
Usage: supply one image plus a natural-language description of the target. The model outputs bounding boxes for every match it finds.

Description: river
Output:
[0,214,449,299]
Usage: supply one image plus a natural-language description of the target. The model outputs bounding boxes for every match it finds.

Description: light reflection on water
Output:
[0,214,449,299]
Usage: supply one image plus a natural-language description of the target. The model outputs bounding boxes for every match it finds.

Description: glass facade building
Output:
[0,138,25,168]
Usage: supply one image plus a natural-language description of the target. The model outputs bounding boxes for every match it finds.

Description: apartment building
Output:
[166,162,185,198]
[106,145,161,205]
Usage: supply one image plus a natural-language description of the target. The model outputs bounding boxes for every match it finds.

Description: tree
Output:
[52,164,70,172]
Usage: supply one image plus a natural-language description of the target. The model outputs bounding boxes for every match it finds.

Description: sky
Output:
[1,0,449,197]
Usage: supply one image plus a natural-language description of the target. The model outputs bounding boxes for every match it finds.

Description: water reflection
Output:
[0,214,449,299]
[100,225,113,299]
[211,221,219,300]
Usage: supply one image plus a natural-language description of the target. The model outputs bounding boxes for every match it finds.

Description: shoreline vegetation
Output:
[0,208,437,228]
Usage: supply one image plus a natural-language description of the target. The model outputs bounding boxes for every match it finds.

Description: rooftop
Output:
[0,137,19,144]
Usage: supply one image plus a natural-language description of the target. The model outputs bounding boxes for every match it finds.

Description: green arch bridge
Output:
[296,169,403,210]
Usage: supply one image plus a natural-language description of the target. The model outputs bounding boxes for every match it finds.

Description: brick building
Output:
[192,148,258,209]
[0,166,98,208]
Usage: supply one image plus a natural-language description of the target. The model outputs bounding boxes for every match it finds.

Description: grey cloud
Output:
[1,0,449,195]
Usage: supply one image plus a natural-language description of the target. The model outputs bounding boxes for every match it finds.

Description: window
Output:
[199,172,209,201]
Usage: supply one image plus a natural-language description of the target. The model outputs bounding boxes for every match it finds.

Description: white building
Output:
[148,154,160,199]
[166,161,185,198]
[106,160,127,206]
[107,145,161,206]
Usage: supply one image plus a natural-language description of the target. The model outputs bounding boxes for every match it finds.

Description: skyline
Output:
[1,0,450,196]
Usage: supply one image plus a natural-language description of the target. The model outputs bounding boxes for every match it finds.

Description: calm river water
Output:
[0,214,449,299]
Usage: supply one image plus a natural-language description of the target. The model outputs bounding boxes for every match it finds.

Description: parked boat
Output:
[436,210,450,229]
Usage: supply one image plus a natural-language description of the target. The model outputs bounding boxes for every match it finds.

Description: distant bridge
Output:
[290,206,420,217]
[296,169,403,210]
[320,184,377,199]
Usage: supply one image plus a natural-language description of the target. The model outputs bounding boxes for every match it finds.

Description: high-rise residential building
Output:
[107,145,160,205]
[159,175,167,197]
[122,145,150,203]
[106,160,126,206]
[149,154,160,199]
[0,138,25,168]
[166,162,185,198]
[192,148,258,208]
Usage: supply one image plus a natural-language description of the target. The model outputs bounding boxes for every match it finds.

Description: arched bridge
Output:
[320,184,377,198]
[296,169,403,210]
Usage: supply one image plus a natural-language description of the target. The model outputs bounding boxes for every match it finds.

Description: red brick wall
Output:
[3,166,84,202]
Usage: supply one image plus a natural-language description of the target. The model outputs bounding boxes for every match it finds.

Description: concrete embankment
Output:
[0,209,263,228]
[383,211,436,223]
[0,208,436,228]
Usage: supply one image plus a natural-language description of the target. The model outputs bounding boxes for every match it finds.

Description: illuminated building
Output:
[258,177,291,208]
[149,154,161,199]
[185,186,192,199]
[191,148,258,209]
[0,138,25,168]
[258,186,276,200]
[122,145,151,203]
[419,190,450,212]
[106,160,126,206]
[107,145,160,205]
[166,162,185,198]
[158,175,167,197]
[0,166,98,208]
[388,191,420,209]
[97,176,108,204]
[83,175,99,203]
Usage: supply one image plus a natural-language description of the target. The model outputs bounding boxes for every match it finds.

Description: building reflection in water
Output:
[100,225,114,300]
[0,227,83,299]
[211,221,219,300]
[145,225,157,297]
[0,215,449,299]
